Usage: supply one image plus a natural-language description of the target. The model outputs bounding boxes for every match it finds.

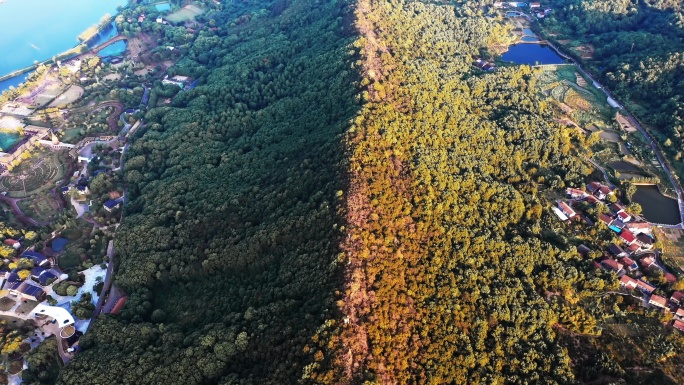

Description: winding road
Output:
[542,38,684,227]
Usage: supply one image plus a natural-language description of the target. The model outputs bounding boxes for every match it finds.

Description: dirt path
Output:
[0,195,45,227]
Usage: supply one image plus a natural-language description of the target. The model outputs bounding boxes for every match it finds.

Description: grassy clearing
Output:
[18,193,60,223]
[655,228,684,274]
[48,85,84,108]
[166,4,204,22]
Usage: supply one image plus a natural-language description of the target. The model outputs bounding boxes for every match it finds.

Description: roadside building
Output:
[649,294,668,309]
[608,243,627,258]
[671,291,684,306]
[566,188,587,199]
[636,280,656,294]
[675,308,684,320]
[529,1,540,7]
[619,229,636,245]
[619,275,638,290]
[598,214,613,227]
[21,251,49,267]
[103,199,121,212]
[674,320,684,332]
[621,256,638,272]
[585,195,600,205]
[8,281,46,302]
[636,233,655,249]
[640,255,657,268]
[30,267,57,286]
[600,259,624,274]
[627,222,651,234]
[577,244,591,257]
[3,239,20,249]
[557,201,576,218]
[551,207,568,221]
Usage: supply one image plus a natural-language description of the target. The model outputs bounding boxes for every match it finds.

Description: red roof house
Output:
[649,294,668,308]
[617,211,631,222]
[557,201,576,218]
[599,214,613,226]
[674,319,684,332]
[600,259,624,273]
[620,275,638,290]
[636,280,656,294]
[619,229,636,245]
[676,308,684,320]
[621,257,637,271]
[3,239,20,249]
[671,291,684,305]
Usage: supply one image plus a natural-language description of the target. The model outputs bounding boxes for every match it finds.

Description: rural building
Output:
[671,291,684,305]
[577,244,591,257]
[649,295,668,309]
[674,320,684,332]
[530,2,540,8]
[636,280,656,294]
[626,222,651,234]
[566,188,587,199]
[557,201,576,218]
[76,185,89,195]
[675,308,684,320]
[640,255,657,268]
[619,275,637,290]
[600,259,624,274]
[21,251,49,267]
[103,199,121,212]
[3,239,20,249]
[585,195,600,205]
[626,243,640,254]
[598,214,613,227]
[61,186,71,194]
[8,281,46,302]
[636,233,655,249]
[619,229,636,245]
[621,257,638,271]
[608,244,626,258]
[552,207,568,221]
[30,267,58,286]
[110,297,128,315]
[617,211,631,222]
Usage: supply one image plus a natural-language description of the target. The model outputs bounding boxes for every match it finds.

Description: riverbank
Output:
[0,1,127,89]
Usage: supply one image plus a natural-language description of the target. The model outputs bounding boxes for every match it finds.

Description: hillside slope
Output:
[57,0,358,383]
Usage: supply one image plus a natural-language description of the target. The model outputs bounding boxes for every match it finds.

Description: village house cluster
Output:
[556,182,684,332]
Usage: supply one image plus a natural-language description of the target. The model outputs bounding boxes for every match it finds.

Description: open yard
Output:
[18,193,61,223]
[655,228,684,274]
[0,150,68,197]
[166,4,204,22]
[48,85,84,108]
[0,297,16,312]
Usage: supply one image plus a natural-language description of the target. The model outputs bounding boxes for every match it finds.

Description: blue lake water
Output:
[501,44,565,66]
[98,40,127,58]
[0,132,22,153]
[155,2,171,12]
[0,71,35,93]
[0,0,126,78]
[87,22,119,49]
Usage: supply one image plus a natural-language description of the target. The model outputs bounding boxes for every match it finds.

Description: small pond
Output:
[86,22,118,49]
[98,40,127,58]
[501,44,565,66]
[631,185,681,225]
[155,2,171,12]
[0,132,22,153]
[608,160,642,173]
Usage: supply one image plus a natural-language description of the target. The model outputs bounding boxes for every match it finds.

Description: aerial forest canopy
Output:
[544,0,684,177]
[47,0,683,384]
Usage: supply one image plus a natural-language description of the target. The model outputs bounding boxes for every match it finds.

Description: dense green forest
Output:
[42,0,684,384]
[56,0,358,383]
[543,0,684,176]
